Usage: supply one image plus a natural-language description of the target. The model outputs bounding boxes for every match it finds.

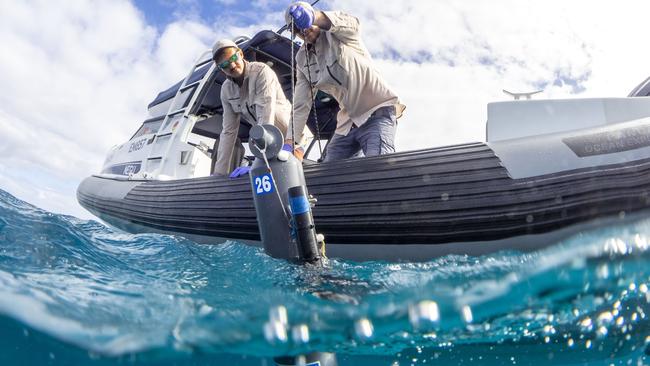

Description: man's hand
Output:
[282,143,305,161]
[229,166,251,178]
[289,3,314,30]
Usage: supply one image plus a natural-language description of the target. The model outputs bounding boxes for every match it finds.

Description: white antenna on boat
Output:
[503,89,543,100]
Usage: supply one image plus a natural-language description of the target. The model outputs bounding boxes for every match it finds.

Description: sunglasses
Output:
[217,52,241,70]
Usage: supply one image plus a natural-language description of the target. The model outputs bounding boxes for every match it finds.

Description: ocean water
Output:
[0,188,648,366]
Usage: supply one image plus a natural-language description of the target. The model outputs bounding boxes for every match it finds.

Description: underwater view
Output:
[0,188,648,365]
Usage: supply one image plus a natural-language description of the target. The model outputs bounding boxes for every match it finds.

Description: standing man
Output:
[212,39,293,177]
[284,2,405,162]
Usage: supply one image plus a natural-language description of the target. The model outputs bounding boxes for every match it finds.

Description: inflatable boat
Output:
[77,30,650,261]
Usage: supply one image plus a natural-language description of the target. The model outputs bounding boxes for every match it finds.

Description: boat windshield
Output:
[130,118,164,140]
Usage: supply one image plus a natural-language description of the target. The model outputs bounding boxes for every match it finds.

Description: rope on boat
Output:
[283,9,326,261]
[290,18,296,156]
[290,16,323,159]
[304,46,323,158]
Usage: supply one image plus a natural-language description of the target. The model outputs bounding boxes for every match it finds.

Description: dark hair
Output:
[213,47,239,62]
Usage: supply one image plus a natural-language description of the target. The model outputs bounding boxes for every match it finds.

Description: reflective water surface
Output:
[0,189,648,365]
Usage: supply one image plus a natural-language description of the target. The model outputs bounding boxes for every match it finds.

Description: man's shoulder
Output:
[247,61,272,73]
[248,61,280,82]
[322,10,358,25]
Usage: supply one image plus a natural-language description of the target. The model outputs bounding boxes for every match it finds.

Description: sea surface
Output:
[0,188,648,366]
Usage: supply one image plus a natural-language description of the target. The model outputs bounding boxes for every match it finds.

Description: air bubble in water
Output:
[408,300,440,331]
[354,318,374,340]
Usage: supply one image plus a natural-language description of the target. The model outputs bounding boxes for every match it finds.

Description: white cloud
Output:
[0,0,649,220]
[326,0,650,148]
[0,0,216,218]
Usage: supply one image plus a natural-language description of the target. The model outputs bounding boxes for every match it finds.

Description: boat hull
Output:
[78,141,650,261]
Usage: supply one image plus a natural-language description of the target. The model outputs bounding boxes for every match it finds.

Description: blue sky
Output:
[133,0,298,32]
[1,0,649,220]
[133,0,187,26]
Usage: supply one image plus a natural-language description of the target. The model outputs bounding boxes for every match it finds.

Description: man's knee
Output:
[323,133,359,162]
[361,117,396,157]
[274,120,288,138]
[363,135,394,157]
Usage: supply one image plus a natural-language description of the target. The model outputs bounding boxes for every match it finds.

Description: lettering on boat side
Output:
[101,162,141,175]
[128,138,148,153]
[563,125,650,157]
[123,164,138,175]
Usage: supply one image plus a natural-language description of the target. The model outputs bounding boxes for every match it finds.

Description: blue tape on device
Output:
[289,195,310,215]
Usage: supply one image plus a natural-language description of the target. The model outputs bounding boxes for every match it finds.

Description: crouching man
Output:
[284,2,405,162]
[212,39,293,177]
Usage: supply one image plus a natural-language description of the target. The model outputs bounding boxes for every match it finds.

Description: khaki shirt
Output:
[215,61,291,176]
[287,11,405,141]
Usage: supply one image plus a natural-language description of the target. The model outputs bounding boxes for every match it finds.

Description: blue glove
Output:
[281,143,293,152]
[289,4,314,30]
[229,166,251,178]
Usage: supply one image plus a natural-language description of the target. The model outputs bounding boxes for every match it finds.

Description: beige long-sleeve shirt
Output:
[287,11,405,141]
[214,61,291,176]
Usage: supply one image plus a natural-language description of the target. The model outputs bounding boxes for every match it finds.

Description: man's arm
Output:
[285,68,314,145]
[214,88,241,176]
[312,10,332,30]
[316,11,361,45]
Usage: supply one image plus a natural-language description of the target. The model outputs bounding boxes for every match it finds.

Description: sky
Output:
[0,0,649,220]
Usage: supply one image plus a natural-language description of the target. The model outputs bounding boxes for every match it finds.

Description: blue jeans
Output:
[323,106,397,162]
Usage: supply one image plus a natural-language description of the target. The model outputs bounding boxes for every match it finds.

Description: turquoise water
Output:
[0,188,648,366]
